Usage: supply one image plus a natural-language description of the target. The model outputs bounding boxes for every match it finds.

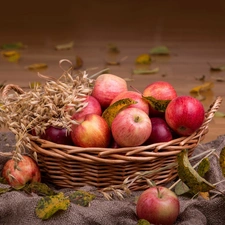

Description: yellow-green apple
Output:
[70,114,111,147]
[136,186,180,225]
[71,95,102,122]
[2,155,41,189]
[165,95,205,136]
[111,108,152,147]
[110,90,149,115]
[142,81,177,117]
[145,117,173,144]
[91,74,128,109]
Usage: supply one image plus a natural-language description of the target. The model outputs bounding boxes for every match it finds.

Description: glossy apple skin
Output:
[143,81,177,117]
[91,74,128,109]
[136,186,180,225]
[165,96,205,136]
[145,117,173,144]
[70,114,111,147]
[111,108,152,147]
[2,155,41,189]
[110,90,149,115]
[71,95,102,122]
[41,126,74,145]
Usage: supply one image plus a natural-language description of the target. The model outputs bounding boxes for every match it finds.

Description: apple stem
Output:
[157,187,162,198]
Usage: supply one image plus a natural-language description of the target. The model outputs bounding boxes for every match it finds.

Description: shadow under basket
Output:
[29,96,222,191]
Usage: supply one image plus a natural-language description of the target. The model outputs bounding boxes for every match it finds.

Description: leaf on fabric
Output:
[214,111,225,118]
[102,98,137,127]
[22,182,56,196]
[69,190,96,207]
[142,96,170,113]
[73,56,83,70]
[135,54,151,64]
[150,46,170,55]
[189,82,214,93]
[25,63,48,71]
[219,147,225,177]
[55,41,74,50]
[0,187,11,194]
[0,42,27,50]
[199,191,210,200]
[35,192,70,220]
[177,149,215,194]
[132,67,159,75]
[174,180,190,196]
[137,219,151,225]
[2,50,21,62]
[197,158,210,177]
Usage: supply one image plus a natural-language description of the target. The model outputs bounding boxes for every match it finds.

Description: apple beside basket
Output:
[1,83,223,191]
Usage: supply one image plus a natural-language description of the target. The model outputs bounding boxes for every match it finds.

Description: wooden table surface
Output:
[0,0,225,143]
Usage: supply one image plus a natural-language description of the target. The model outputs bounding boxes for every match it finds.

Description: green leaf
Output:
[142,96,171,112]
[107,43,120,53]
[35,192,70,220]
[132,68,159,75]
[55,41,74,50]
[177,149,215,194]
[197,158,210,177]
[69,190,96,207]
[137,219,151,225]
[1,42,26,50]
[150,46,170,55]
[174,180,190,196]
[219,147,225,177]
[214,111,225,118]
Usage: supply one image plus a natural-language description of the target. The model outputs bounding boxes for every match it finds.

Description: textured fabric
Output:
[0,132,225,225]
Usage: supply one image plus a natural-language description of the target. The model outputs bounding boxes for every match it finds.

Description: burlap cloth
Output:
[0,132,225,225]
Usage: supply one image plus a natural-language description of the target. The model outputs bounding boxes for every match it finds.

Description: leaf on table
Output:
[35,192,70,220]
[135,54,151,64]
[29,81,42,89]
[132,67,159,75]
[102,98,137,127]
[105,56,128,65]
[142,96,170,113]
[208,63,225,71]
[195,75,206,82]
[0,42,27,50]
[197,158,210,177]
[73,56,83,70]
[107,43,120,53]
[137,219,151,225]
[177,149,215,194]
[55,41,74,50]
[150,45,170,55]
[22,182,56,196]
[189,82,214,94]
[219,147,225,177]
[2,50,21,62]
[69,190,96,207]
[25,63,48,71]
[214,111,225,118]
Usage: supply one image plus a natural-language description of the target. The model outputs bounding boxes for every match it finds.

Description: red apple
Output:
[2,155,41,189]
[71,95,102,122]
[110,90,149,115]
[91,74,128,109]
[70,114,111,147]
[145,117,173,144]
[143,81,177,117]
[41,126,73,145]
[136,186,180,225]
[111,108,152,147]
[165,95,205,136]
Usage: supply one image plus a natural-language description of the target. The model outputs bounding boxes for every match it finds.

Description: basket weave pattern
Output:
[27,96,222,191]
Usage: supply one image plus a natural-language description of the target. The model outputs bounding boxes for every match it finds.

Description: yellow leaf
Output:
[2,50,21,63]
[199,192,210,200]
[142,96,171,112]
[135,54,151,64]
[55,41,74,50]
[219,147,225,177]
[25,63,48,71]
[102,98,137,127]
[190,82,214,93]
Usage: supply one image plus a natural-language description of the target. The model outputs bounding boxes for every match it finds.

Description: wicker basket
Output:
[1,84,222,191]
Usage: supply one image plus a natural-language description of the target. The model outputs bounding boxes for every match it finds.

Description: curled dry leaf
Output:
[189,82,214,94]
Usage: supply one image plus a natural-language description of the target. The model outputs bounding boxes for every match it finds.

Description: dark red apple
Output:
[145,117,173,144]
[70,114,111,147]
[165,95,205,136]
[142,81,177,117]
[136,186,180,225]
[2,155,41,189]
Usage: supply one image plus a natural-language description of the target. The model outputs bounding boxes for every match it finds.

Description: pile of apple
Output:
[40,73,205,148]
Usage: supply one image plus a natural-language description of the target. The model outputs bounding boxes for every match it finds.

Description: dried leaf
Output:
[189,82,214,94]
[55,41,74,50]
[102,98,137,127]
[137,219,151,225]
[219,147,225,177]
[208,63,225,71]
[69,190,95,207]
[135,54,151,64]
[214,111,225,118]
[107,43,120,53]
[2,50,21,62]
[174,180,190,196]
[177,149,215,194]
[199,191,210,200]
[142,96,170,113]
[197,158,210,177]
[105,56,128,65]
[132,68,159,75]
[35,192,70,220]
[150,46,170,55]
[1,42,26,50]
[29,82,42,89]
[25,63,48,71]
[0,187,11,194]
[73,56,83,70]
